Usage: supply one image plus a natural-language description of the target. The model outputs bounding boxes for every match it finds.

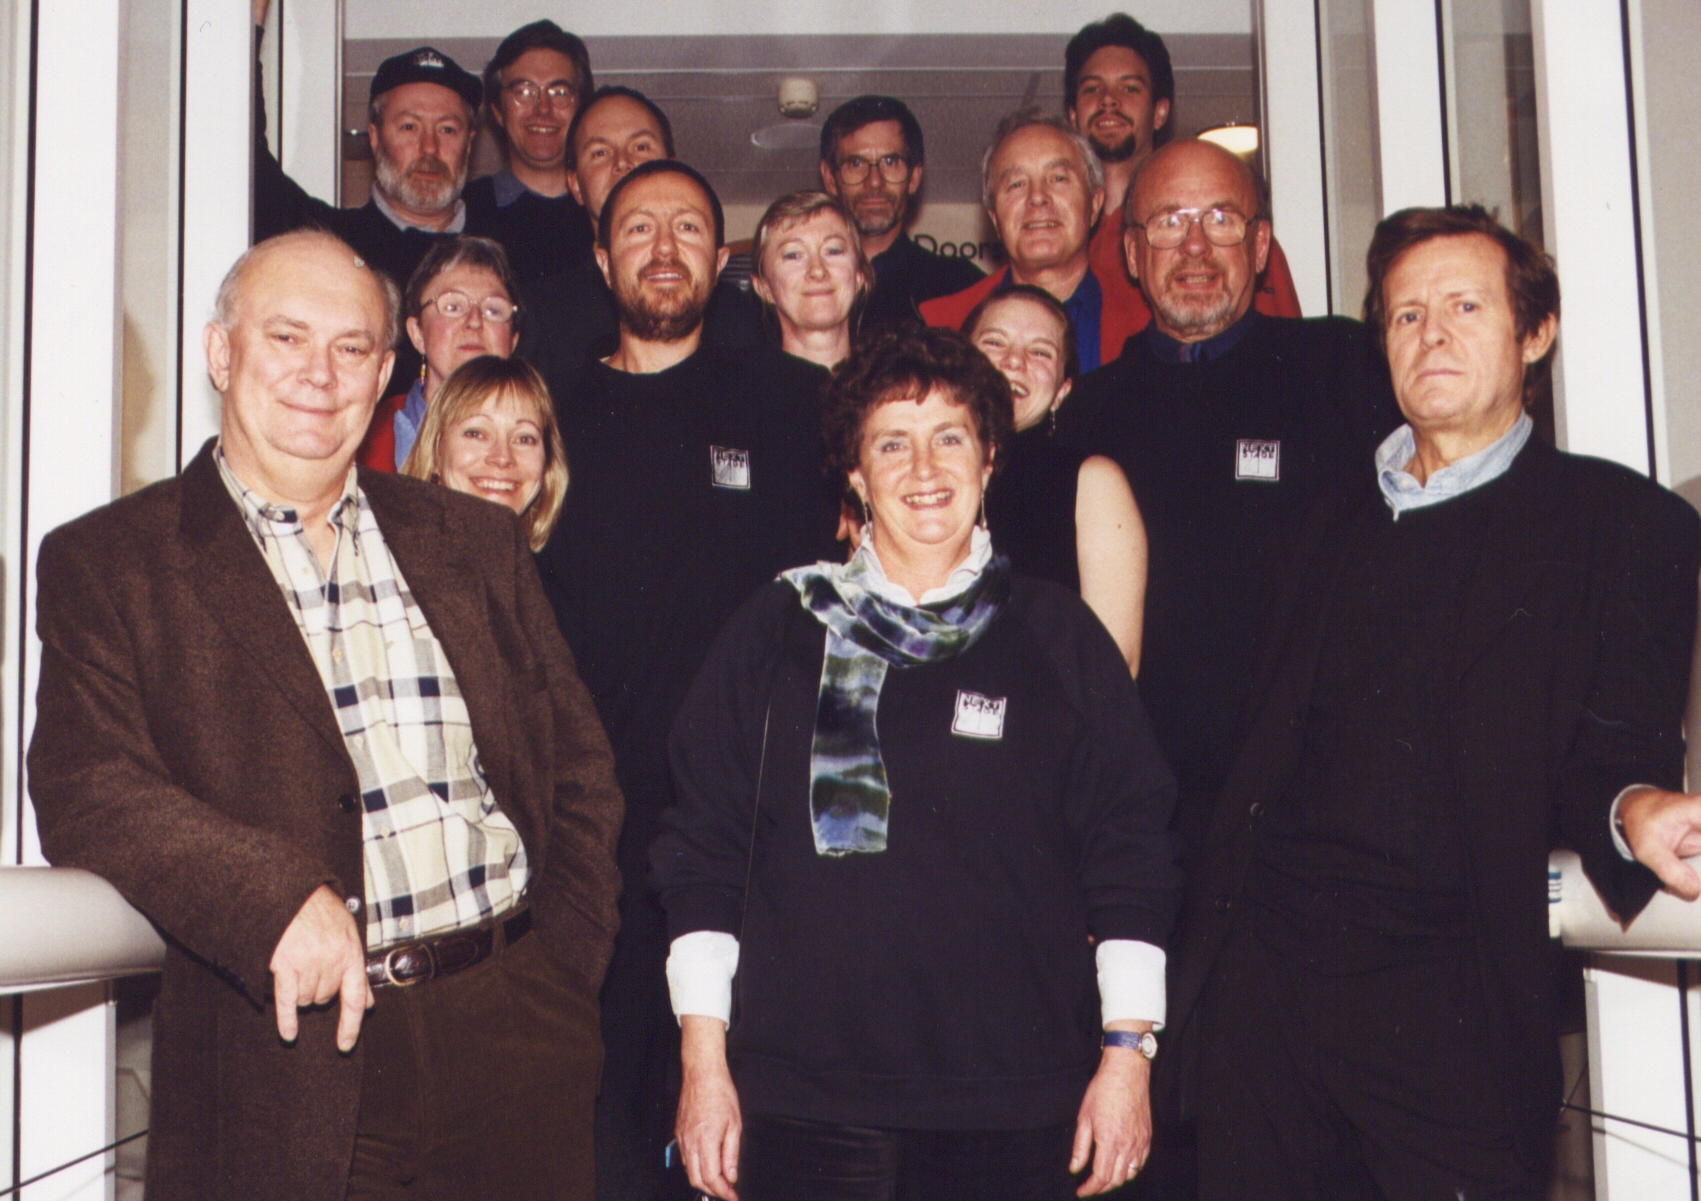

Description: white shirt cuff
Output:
[1610,785,1656,861]
[1097,938,1166,1030]
[666,930,740,1025]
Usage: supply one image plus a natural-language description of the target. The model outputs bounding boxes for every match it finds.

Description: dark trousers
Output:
[594,891,692,1201]
[1195,909,1547,1201]
[346,930,602,1200]
[737,1113,1079,1201]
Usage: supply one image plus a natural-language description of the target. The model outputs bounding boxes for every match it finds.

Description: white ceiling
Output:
[343,30,1260,207]
[344,0,1259,39]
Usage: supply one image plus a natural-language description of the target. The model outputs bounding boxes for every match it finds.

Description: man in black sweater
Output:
[463,20,597,290]
[534,160,834,1201]
[816,95,984,326]
[1061,138,1398,870]
[1169,204,1701,1200]
[519,88,763,387]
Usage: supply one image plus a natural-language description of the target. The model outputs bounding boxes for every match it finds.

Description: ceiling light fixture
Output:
[1197,122,1260,161]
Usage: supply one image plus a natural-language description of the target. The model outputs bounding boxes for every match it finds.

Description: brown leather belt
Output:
[366,907,532,989]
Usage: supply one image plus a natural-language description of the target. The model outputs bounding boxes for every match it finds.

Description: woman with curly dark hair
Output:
[653,324,1180,1200]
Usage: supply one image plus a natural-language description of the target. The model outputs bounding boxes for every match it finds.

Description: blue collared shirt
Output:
[393,378,430,468]
[1138,308,1262,364]
[1375,412,1532,519]
[1058,269,1103,374]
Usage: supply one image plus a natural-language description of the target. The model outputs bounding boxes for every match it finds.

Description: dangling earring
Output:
[1047,406,1058,437]
[419,358,428,383]
[978,491,988,530]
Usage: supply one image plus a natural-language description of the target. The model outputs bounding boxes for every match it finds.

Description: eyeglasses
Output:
[834,153,912,184]
[1132,207,1257,249]
[424,291,518,323]
[505,80,575,108]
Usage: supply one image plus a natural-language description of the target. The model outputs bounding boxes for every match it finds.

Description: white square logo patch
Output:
[1235,438,1281,482]
[952,690,1007,740]
[711,446,752,490]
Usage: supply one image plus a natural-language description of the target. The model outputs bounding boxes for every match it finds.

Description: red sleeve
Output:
[1254,237,1304,318]
[356,391,405,473]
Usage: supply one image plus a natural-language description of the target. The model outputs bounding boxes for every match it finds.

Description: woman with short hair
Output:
[750,190,870,370]
[361,236,523,472]
[653,323,1179,1201]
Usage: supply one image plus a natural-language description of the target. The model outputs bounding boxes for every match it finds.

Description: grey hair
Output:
[978,108,1105,212]
[212,230,403,351]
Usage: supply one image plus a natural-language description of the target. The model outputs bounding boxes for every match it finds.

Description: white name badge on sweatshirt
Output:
[952,690,1007,740]
[1235,438,1281,482]
[710,446,752,490]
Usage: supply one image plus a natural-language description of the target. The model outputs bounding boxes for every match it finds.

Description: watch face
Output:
[1139,1031,1158,1059]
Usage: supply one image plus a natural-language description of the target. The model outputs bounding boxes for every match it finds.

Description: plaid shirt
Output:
[217,450,527,949]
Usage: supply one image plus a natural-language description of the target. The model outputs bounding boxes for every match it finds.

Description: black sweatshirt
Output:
[536,346,838,886]
[1059,315,1399,867]
[654,577,1180,1130]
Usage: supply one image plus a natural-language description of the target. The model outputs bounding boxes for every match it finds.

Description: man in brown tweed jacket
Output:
[28,229,622,1201]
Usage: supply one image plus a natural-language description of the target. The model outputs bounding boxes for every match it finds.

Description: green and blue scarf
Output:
[780,542,1009,856]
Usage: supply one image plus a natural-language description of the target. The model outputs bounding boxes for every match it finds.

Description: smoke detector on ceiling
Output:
[752,76,823,150]
[778,77,819,118]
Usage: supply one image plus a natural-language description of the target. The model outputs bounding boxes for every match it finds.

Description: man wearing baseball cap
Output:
[254,40,486,381]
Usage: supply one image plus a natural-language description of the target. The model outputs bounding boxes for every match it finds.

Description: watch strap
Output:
[1102,1029,1157,1059]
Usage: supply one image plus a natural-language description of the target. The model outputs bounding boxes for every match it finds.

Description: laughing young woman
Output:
[966,284,1147,674]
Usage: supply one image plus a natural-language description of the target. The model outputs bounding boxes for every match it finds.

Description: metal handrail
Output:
[0,866,164,995]
[1549,849,1701,953]
[0,850,1694,999]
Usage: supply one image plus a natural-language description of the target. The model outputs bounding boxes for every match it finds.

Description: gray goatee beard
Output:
[1153,291,1239,340]
[375,152,465,216]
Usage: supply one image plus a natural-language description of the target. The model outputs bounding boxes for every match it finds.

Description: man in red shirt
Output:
[919,112,1139,371]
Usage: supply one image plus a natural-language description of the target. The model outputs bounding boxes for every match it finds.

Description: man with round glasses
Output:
[817,95,982,326]
[1055,135,1399,1195]
[465,20,598,289]
[1062,136,1398,874]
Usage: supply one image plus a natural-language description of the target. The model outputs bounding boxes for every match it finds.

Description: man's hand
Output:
[269,884,372,1051]
[1620,787,1701,901]
[1069,1025,1153,1196]
[677,1015,743,1201]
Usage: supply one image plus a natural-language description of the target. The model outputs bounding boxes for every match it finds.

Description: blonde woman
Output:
[751,190,871,369]
[403,354,568,552]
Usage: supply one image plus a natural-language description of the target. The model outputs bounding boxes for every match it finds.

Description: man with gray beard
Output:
[532,160,837,1201]
[254,44,485,385]
[1056,136,1399,1199]
[1060,138,1399,875]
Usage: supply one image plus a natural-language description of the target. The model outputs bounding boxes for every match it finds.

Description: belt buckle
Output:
[381,942,433,988]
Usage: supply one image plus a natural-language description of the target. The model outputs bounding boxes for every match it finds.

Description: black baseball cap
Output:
[369,46,482,110]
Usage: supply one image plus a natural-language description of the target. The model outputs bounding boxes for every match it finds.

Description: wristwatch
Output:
[1102,1030,1158,1060]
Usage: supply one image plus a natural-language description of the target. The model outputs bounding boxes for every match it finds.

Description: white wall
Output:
[120,0,182,494]
[1638,0,1701,499]
[1633,0,1701,791]
[0,0,25,1187]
